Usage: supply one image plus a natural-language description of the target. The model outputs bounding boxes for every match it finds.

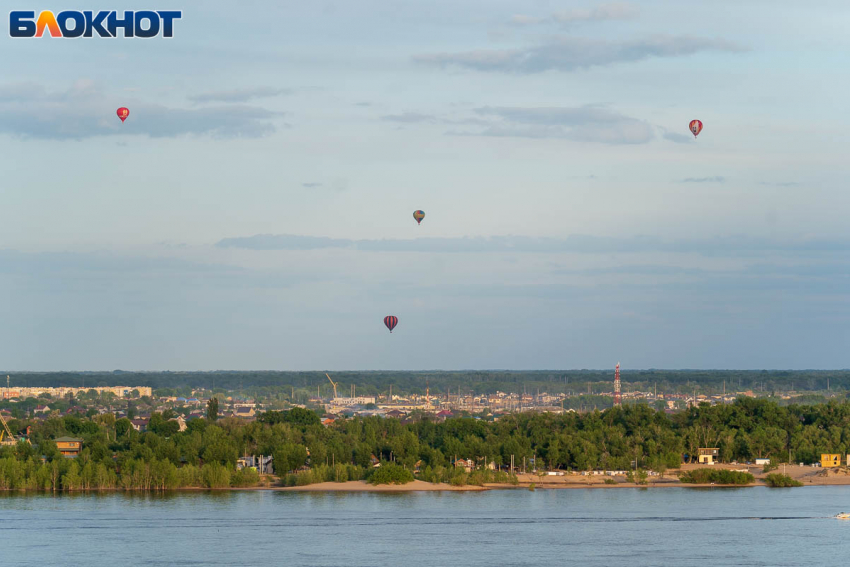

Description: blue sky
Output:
[0,1,847,370]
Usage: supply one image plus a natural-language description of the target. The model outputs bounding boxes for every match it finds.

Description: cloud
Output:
[681,176,726,183]
[553,2,640,23]
[215,233,850,256]
[511,2,639,26]
[0,82,46,102]
[759,181,800,187]
[450,106,654,144]
[189,87,292,104]
[415,35,745,74]
[381,112,437,123]
[217,234,354,251]
[661,129,693,144]
[0,249,243,276]
[510,15,546,25]
[302,182,323,188]
[0,81,280,140]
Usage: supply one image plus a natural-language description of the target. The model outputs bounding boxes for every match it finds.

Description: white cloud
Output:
[416,35,745,74]
[0,81,281,140]
[452,106,655,144]
[189,87,292,104]
[552,2,640,24]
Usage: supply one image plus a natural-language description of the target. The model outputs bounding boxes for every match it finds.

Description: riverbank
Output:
[4,464,848,493]
[276,480,488,492]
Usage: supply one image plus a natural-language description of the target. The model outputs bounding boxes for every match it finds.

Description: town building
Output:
[821,454,841,468]
[55,437,83,458]
[698,448,719,465]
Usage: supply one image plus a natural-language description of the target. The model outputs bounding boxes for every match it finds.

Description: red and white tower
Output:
[614,363,621,407]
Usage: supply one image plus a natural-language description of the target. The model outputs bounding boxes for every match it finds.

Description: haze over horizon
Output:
[1,1,848,370]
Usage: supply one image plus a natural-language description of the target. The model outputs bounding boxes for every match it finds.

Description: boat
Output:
[835,513,850,519]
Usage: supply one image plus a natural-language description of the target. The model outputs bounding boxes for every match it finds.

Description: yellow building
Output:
[698,448,719,465]
[55,437,83,458]
[821,454,841,468]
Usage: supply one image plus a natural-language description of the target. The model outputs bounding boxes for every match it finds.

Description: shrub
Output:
[679,469,754,485]
[449,473,468,486]
[764,473,803,487]
[604,478,617,485]
[231,467,260,487]
[202,463,231,488]
[368,463,414,485]
[626,469,649,485]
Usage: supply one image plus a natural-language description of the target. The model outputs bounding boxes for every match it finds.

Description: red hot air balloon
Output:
[413,210,425,225]
[689,119,703,138]
[117,107,130,122]
[383,316,398,333]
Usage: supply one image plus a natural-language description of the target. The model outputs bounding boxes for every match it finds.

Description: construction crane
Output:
[325,373,338,400]
[0,411,16,446]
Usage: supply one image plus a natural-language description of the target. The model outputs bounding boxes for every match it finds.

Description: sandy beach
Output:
[277,480,488,492]
[497,463,850,489]
[271,464,850,492]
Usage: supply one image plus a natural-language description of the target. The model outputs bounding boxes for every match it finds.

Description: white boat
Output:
[835,513,850,519]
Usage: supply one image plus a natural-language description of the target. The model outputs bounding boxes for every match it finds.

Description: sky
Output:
[0,1,848,371]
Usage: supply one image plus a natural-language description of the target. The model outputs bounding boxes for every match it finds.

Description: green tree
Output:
[207,397,219,422]
[273,443,309,473]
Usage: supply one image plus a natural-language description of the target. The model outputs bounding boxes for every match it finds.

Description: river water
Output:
[2,487,848,566]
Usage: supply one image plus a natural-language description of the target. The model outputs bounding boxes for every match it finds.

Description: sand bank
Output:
[277,480,488,492]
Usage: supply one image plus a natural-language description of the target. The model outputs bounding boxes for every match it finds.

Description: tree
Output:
[207,397,219,422]
[115,417,132,438]
[273,443,309,474]
[149,413,179,437]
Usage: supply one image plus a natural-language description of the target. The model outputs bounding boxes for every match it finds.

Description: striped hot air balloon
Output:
[383,316,398,333]
[689,119,703,138]
[413,210,425,225]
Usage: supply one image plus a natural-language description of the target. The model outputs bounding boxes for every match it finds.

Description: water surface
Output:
[2,487,848,566]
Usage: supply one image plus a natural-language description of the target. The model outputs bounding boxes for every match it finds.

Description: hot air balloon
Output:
[117,107,130,123]
[383,316,398,333]
[689,119,703,138]
[413,210,425,225]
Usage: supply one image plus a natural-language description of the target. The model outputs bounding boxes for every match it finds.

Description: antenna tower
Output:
[614,363,622,407]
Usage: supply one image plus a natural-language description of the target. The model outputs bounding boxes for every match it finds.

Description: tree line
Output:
[2,398,850,491]
[5,370,850,399]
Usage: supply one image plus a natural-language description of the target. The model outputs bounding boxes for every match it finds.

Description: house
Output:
[698,448,720,465]
[130,419,149,432]
[34,405,51,415]
[236,455,274,474]
[755,458,770,466]
[821,454,841,468]
[370,454,381,468]
[385,409,406,419]
[55,437,83,458]
[233,407,256,419]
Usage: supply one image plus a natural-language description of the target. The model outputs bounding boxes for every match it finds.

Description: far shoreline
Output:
[3,464,848,494]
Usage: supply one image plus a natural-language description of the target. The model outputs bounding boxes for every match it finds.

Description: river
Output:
[2,487,848,566]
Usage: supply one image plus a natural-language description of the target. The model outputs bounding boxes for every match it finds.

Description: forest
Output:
[2,398,850,491]
[5,369,850,401]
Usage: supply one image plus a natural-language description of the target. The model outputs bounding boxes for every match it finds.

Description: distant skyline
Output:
[1,1,847,370]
